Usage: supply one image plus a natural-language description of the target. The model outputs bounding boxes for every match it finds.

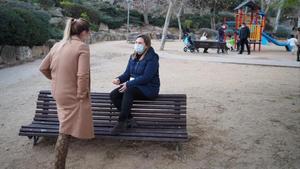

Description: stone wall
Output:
[0,45,49,68]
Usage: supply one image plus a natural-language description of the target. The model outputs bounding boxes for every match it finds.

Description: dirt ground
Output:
[0,40,299,169]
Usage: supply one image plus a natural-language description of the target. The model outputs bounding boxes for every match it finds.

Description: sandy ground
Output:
[0,40,300,169]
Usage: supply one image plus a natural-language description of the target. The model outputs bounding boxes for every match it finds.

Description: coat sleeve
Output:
[77,44,90,99]
[39,44,57,80]
[118,57,131,83]
[126,56,158,87]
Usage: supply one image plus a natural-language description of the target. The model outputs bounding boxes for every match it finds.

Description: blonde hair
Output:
[55,18,90,53]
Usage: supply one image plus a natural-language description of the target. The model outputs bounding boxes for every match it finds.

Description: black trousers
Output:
[239,39,250,54]
[297,45,300,61]
[110,87,147,122]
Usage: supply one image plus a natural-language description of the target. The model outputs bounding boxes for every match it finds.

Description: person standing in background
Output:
[238,23,251,55]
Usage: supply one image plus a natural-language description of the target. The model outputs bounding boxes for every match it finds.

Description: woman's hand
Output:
[112,78,120,85]
[118,82,127,93]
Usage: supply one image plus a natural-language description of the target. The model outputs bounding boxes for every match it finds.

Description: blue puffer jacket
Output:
[118,47,160,98]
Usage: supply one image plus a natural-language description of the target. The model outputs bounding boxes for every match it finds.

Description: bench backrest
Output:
[35,90,187,129]
[194,41,226,48]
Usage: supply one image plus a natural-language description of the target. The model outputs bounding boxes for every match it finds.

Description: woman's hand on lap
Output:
[119,82,127,93]
[112,78,120,85]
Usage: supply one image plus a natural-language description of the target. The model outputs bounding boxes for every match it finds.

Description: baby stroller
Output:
[183,35,198,53]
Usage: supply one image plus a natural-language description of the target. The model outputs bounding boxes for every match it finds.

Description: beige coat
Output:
[39,36,94,139]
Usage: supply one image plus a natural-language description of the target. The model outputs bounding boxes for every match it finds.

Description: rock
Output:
[49,17,64,27]
[16,46,32,61]
[99,23,109,31]
[45,39,57,48]
[48,7,63,17]
[0,46,17,65]
[32,46,50,59]
[0,47,3,64]
[89,32,126,44]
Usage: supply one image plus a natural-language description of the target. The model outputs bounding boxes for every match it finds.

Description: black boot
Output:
[111,121,127,135]
[127,118,138,128]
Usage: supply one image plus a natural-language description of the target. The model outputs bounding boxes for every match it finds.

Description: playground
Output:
[1,40,299,169]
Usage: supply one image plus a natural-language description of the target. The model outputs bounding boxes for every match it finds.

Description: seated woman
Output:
[110,34,160,135]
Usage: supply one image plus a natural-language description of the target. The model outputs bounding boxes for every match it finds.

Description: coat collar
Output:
[71,36,82,42]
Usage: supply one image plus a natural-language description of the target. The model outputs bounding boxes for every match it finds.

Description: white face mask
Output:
[134,44,145,54]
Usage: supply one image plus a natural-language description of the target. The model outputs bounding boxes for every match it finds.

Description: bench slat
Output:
[19,90,188,143]
[37,103,186,110]
[35,112,186,119]
[22,124,188,134]
[31,121,185,129]
[20,128,188,139]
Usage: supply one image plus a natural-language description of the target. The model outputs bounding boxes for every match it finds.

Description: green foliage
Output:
[60,2,101,24]
[181,14,211,29]
[49,27,63,39]
[273,25,291,38]
[0,6,51,46]
[149,16,165,27]
[183,20,193,29]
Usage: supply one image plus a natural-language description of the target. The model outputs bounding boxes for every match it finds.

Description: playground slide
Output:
[262,32,291,51]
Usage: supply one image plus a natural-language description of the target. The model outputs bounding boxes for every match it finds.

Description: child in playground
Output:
[287,34,298,55]
[226,35,235,51]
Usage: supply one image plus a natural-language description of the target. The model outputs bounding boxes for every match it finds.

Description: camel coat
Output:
[39,36,94,139]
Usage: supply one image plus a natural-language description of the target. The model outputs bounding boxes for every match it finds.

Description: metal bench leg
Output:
[33,136,40,145]
[176,142,182,153]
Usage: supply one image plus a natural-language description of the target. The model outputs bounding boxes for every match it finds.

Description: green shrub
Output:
[274,25,291,38]
[0,7,27,46]
[49,27,63,39]
[149,16,165,27]
[60,2,101,24]
[0,6,51,46]
[183,20,193,29]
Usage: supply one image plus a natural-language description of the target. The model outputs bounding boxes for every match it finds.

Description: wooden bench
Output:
[19,90,188,149]
[194,40,228,53]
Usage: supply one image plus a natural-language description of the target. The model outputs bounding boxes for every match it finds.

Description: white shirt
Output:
[200,36,207,41]
[287,38,298,47]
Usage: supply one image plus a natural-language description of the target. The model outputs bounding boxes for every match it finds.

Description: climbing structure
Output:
[234,0,266,51]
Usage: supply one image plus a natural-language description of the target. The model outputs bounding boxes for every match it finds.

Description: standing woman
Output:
[39,18,94,169]
[110,34,160,135]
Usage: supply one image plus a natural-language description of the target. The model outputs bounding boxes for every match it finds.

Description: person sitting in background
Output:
[200,32,209,53]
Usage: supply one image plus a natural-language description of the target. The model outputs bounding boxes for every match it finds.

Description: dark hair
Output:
[136,34,151,47]
[70,18,90,36]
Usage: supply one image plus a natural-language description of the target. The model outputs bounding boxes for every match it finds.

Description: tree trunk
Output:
[260,0,264,11]
[160,0,174,51]
[143,0,149,25]
[273,0,284,33]
[210,8,216,30]
[143,13,149,25]
[177,0,184,40]
[210,0,216,30]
